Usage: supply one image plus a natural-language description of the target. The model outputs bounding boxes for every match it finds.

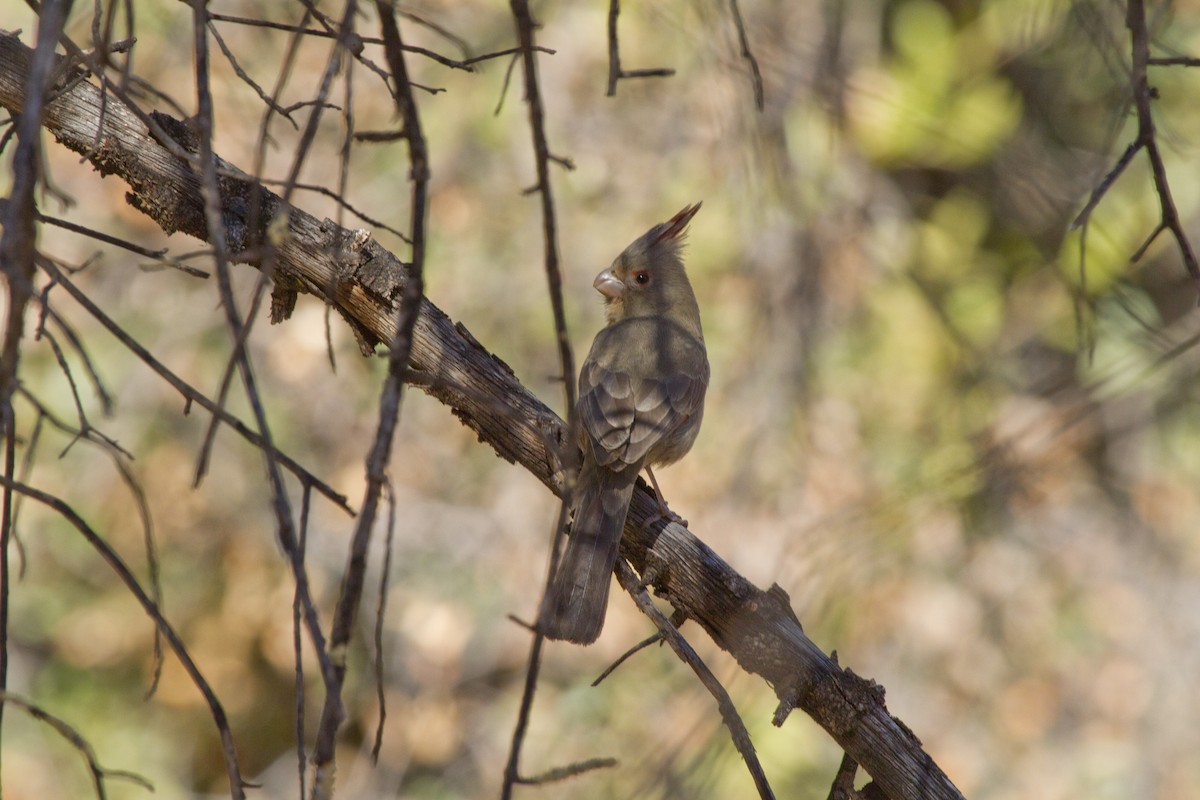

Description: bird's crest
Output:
[653,202,702,248]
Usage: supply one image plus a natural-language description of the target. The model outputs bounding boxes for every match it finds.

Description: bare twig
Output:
[493,52,520,116]
[0,690,154,799]
[180,29,367,774]
[206,7,340,746]
[1074,0,1200,294]
[12,382,165,693]
[510,0,579,587]
[0,0,69,405]
[292,485,312,799]
[826,753,860,800]
[212,9,551,73]
[502,2,580,794]
[604,0,672,95]
[0,4,72,752]
[0,478,246,796]
[49,303,112,411]
[34,328,95,453]
[5,401,39,578]
[606,0,675,97]
[207,19,298,126]
[210,11,469,71]
[297,0,444,99]
[729,0,765,111]
[604,0,624,95]
[370,477,398,762]
[38,301,115,417]
[397,7,472,59]
[464,44,556,67]
[615,560,777,800]
[514,757,620,785]
[190,15,350,796]
[311,3,430,786]
[193,0,355,494]
[38,260,353,514]
[0,201,208,277]
[591,632,663,686]
[1125,0,1198,282]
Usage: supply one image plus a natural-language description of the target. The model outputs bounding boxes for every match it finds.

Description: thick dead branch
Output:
[0,31,963,800]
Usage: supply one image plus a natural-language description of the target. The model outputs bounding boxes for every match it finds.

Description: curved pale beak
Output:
[593,268,624,299]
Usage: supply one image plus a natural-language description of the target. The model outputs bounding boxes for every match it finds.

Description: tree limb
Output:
[0,30,963,800]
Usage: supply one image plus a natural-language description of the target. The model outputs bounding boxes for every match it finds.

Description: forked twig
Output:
[39,259,353,513]
[15,383,166,693]
[0,479,246,797]
[0,690,154,799]
[1073,0,1200,295]
[606,0,675,96]
[614,560,777,800]
[501,2,581,794]
[310,3,430,789]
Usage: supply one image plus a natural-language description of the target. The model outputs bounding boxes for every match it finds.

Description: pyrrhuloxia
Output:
[540,203,709,644]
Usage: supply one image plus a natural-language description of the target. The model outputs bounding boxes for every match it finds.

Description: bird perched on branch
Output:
[540,203,709,644]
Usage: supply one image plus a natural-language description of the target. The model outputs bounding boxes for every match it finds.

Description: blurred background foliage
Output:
[3,0,1200,798]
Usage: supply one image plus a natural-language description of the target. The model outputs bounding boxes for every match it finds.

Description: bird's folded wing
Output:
[579,358,706,468]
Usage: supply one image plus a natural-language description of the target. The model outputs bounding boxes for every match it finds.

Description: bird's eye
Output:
[634,271,650,285]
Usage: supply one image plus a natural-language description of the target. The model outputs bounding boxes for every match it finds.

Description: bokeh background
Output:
[3,1,1200,798]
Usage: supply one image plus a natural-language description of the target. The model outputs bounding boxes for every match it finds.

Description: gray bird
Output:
[540,203,709,644]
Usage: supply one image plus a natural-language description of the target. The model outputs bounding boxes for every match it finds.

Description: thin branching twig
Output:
[0,478,246,796]
[514,757,620,786]
[38,259,353,513]
[1072,0,1200,295]
[187,12,356,747]
[310,4,430,789]
[189,14,353,798]
[15,381,166,693]
[606,0,675,96]
[0,203,208,277]
[729,0,765,111]
[502,2,581,794]
[614,560,777,800]
[292,484,312,800]
[370,477,398,762]
[0,690,153,799]
[0,1,73,754]
[592,631,663,686]
[826,753,860,800]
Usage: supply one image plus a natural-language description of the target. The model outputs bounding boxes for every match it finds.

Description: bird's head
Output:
[593,203,702,329]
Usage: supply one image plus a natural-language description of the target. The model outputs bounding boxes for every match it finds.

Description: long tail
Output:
[538,460,638,644]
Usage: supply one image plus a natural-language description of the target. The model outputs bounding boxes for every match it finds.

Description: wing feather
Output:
[578,319,708,469]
